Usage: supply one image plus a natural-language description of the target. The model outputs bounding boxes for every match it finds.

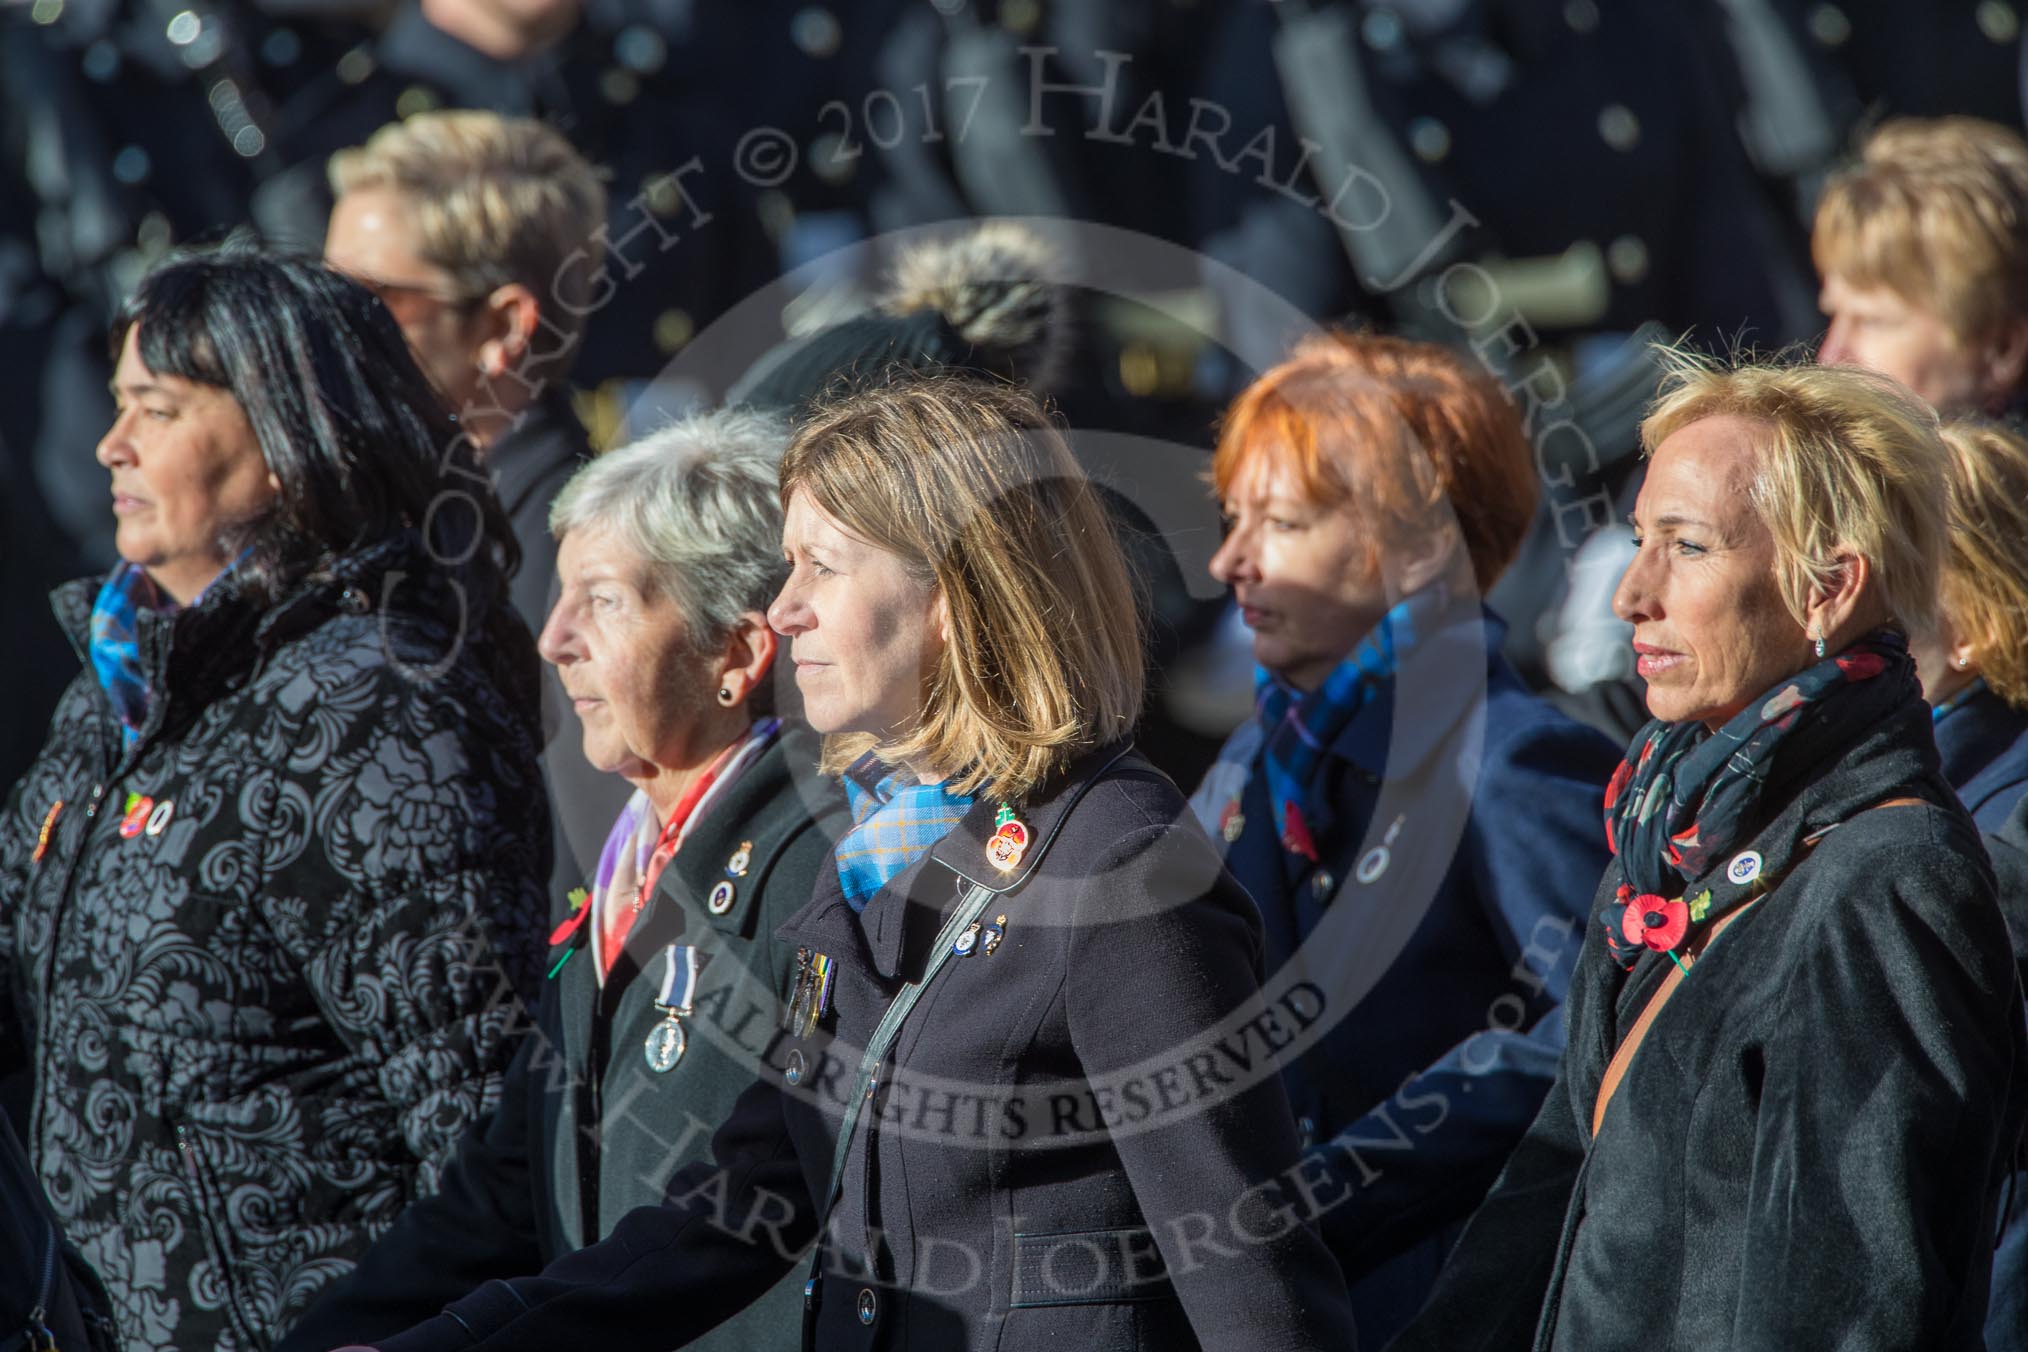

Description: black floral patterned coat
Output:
[0,533,550,1352]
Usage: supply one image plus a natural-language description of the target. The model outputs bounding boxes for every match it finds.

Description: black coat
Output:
[1390,698,2028,1351]
[0,535,550,1352]
[274,726,844,1352]
[371,743,1360,1352]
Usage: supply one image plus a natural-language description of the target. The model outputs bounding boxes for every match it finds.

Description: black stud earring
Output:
[717,687,735,706]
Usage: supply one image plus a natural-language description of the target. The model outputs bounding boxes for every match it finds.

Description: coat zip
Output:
[23,1218,58,1351]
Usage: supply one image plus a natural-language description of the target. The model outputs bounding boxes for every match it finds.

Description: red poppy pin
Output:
[1617,885,1688,953]
[1281,803,1319,862]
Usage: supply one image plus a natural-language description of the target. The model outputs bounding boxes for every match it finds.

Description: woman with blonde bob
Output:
[363,376,1359,1352]
[1923,419,2028,1352]
[1394,354,2028,1351]
[1918,419,2028,828]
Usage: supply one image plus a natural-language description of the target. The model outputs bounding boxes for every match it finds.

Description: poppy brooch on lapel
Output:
[1615,883,1695,974]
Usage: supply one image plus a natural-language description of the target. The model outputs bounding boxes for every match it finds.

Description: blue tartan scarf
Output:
[1255,587,1444,860]
[88,562,172,748]
[836,755,975,911]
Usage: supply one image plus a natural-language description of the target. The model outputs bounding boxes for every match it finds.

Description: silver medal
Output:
[644,1016,688,1073]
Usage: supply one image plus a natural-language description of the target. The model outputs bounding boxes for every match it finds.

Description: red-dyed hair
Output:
[1211,331,1538,591]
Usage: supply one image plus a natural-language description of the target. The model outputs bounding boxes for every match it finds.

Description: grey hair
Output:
[548,407,792,646]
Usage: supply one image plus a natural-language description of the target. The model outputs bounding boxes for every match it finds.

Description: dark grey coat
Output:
[0,535,550,1352]
[370,742,1361,1352]
[272,726,844,1352]
[1389,699,2028,1351]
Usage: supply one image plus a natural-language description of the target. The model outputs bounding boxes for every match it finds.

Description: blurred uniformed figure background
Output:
[7,0,2028,787]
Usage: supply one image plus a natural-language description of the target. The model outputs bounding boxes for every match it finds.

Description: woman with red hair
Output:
[1189,330,1620,1345]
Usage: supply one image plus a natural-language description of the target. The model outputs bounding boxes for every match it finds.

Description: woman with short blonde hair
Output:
[1922,419,2028,729]
[364,376,1360,1352]
[1394,352,2026,1350]
[1813,116,2028,413]
[1638,355,1947,642]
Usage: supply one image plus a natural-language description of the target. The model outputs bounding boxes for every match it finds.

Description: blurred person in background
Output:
[0,249,549,1351]
[1190,330,1620,1346]
[323,109,605,634]
[276,410,841,1352]
[1920,418,2028,826]
[1393,356,2027,1350]
[324,108,625,903]
[1924,416,2028,1352]
[1814,116,2028,417]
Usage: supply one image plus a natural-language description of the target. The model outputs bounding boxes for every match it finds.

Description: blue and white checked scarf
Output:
[1255,586,1445,857]
[835,754,975,911]
[88,562,169,748]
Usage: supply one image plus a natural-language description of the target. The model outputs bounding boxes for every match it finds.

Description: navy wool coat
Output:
[1189,608,1619,1345]
[371,743,1360,1352]
[1944,685,2028,1352]
[1935,682,2028,832]
[275,727,844,1352]
[1391,695,2028,1351]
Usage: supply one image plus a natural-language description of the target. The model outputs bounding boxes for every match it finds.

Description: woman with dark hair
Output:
[0,250,550,1352]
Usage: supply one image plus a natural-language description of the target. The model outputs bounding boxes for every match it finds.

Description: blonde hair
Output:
[329,110,607,346]
[1812,116,2028,347]
[1639,349,1946,640]
[1937,418,2028,706]
[781,377,1145,802]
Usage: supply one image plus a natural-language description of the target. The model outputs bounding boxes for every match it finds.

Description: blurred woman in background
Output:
[1190,329,1620,1345]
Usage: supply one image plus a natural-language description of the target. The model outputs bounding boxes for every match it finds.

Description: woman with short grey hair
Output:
[276,409,843,1352]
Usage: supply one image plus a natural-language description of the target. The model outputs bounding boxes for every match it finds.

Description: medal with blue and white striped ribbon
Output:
[644,945,703,1073]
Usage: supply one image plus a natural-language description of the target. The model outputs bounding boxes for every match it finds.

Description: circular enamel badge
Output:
[1726,850,1763,886]
[707,880,736,915]
[725,841,753,877]
[1356,846,1390,885]
[987,826,1027,873]
[644,1018,687,1073]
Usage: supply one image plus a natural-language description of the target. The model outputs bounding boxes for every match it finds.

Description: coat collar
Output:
[1933,682,2028,796]
[779,739,1141,981]
[487,390,590,521]
[645,724,842,946]
[49,532,470,753]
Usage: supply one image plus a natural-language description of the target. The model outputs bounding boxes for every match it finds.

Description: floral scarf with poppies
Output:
[1599,629,1915,969]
